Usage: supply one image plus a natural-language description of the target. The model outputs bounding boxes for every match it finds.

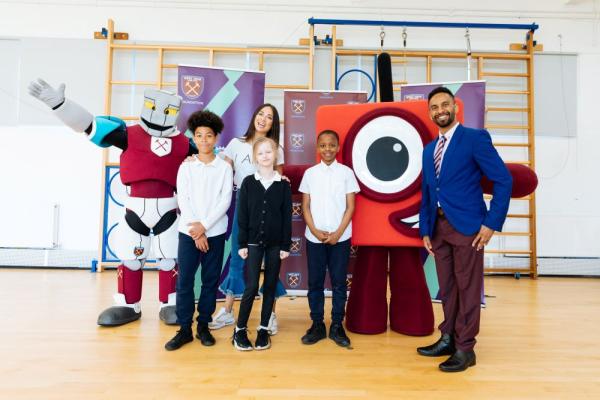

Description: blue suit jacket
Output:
[419,124,513,238]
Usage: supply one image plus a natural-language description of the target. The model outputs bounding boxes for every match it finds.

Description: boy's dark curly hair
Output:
[187,109,224,134]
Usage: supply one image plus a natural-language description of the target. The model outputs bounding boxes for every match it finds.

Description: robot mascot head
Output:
[316,100,463,247]
[139,89,182,138]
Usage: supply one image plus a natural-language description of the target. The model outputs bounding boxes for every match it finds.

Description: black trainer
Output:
[232,327,253,351]
[196,324,216,346]
[329,323,351,347]
[255,328,271,350]
[165,328,193,351]
[301,321,327,345]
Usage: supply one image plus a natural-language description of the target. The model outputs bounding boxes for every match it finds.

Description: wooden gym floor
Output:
[0,268,598,399]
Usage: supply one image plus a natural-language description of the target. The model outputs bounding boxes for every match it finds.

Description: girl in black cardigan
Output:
[233,137,292,351]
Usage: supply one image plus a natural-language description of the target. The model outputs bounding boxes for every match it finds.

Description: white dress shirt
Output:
[437,122,460,172]
[299,160,360,244]
[176,155,233,238]
[436,122,459,208]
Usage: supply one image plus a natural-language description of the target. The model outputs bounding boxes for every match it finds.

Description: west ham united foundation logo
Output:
[287,272,302,288]
[181,76,204,99]
[346,273,353,289]
[404,93,424,101]
[350,245,358,258]
[290,237,302,256]
[292,202,302,220]
[291,99,305,115]
[290,133,304,150]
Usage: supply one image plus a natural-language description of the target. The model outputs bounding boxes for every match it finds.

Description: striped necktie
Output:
[434,135,447,178]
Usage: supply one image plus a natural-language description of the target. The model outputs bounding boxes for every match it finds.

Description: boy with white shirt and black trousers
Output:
[233,137,292,351]
[299,130,360,347]
[165,110,233,351]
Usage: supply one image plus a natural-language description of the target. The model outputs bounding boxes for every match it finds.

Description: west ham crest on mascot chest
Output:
[151,137,172,157]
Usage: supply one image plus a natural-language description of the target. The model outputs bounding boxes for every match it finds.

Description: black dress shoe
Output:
[301,321,326,345]
[196,324,216,346]
[417,333,455,357]
[329,323,351,347]
[165,328,193,351]
[439,350,476,372]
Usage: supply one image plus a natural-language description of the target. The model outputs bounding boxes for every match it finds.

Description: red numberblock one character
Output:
[315,100,464,335]
[313,99,537,336]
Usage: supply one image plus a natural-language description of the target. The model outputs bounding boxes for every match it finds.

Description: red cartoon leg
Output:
[389,247,434,336]
[346,246,389,334]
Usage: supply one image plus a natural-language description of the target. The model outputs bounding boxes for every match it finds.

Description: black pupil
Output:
[366,137,409,181]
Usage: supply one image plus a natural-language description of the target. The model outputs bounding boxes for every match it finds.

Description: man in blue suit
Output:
[417,87,512,372]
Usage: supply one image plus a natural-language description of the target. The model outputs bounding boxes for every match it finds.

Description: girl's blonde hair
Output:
[252,137,278,168]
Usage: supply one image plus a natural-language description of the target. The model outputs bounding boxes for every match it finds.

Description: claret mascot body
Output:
[29,79,197,326]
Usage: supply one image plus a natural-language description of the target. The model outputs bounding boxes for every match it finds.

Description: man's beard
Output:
[434,111,455,128]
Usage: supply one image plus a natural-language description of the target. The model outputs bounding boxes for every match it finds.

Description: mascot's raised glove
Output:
[28,78,66,109]
[28,78,93,133]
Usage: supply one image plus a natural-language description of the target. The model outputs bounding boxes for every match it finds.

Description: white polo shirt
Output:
[222,138,285,187]
[176,155,233,238]
[299,160,360,244]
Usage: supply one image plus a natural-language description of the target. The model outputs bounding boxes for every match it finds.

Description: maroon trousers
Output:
[431,215,483,352]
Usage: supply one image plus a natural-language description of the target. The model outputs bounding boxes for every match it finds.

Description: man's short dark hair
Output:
[317,129,339,143]
[427,86,455,103]
[187,109,224,134]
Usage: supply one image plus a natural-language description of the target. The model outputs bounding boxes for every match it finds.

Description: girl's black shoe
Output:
[232,327,253,351]
[254,328,271,350]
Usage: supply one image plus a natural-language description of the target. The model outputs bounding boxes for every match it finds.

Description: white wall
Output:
[0,0,599,256]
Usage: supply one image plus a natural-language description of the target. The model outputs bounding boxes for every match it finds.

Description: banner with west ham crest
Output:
[401,80,487,304]
[178,65,265,146]
[281,90,367,295]
[283,90,368,165]
[400,80,486,129]
[280,194,361,296]
[177,65,265,298]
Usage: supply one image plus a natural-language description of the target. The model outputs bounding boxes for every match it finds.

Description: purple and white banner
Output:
[400,80,486,129]
[282,90,367,295]
[283,90,368,165]
[178,65,265,147]
[177,65,265,298]
[401,80,487,304]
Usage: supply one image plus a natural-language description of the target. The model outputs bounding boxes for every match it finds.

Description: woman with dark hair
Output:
[209,103,287,335]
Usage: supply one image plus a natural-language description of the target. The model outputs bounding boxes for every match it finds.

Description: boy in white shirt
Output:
[298,130,360,347]
[165,110,233,351]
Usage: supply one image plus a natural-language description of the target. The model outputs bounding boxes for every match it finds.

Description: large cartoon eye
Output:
[343,108,429,202]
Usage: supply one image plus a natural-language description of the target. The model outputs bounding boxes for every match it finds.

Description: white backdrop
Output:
[0,0,599,259]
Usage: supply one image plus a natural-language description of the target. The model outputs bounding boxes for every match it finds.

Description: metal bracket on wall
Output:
[94,27,129,40]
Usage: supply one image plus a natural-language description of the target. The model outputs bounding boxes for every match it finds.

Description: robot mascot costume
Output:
[29,79,197,326]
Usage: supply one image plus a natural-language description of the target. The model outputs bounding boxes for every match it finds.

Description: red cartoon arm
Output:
[481,163,538,198]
